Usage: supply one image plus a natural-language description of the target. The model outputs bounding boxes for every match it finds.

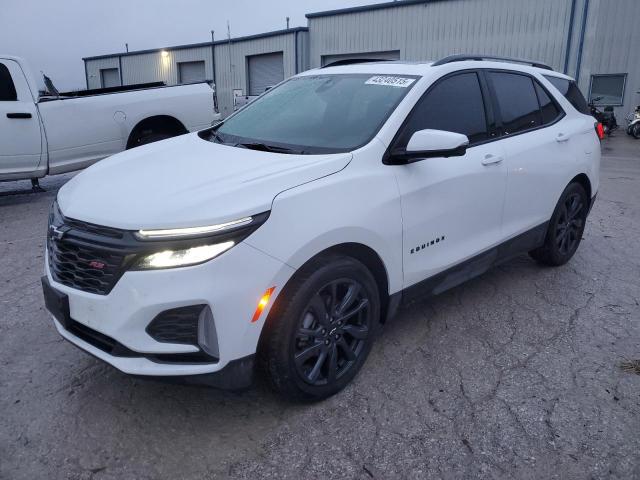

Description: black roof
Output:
[306,0,441,19]
[83,27,308,61]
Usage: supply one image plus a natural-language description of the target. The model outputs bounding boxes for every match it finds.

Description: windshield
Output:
[212,74,419,154]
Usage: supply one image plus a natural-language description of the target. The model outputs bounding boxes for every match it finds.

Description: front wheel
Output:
[260,255,380,402]
[632,123,640,139]
[529,183,589,266]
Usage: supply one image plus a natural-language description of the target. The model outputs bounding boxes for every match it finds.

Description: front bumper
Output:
[43,241,295,382]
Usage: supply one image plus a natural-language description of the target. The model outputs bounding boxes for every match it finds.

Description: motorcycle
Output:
[625,105,640,139]
[589,96,618,136]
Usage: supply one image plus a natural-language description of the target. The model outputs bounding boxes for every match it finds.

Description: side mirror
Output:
[387,129,469,164]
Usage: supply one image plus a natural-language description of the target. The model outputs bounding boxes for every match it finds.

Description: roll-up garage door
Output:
[248,52,284,96]
[178,61,206,84]
[100,68,120,88]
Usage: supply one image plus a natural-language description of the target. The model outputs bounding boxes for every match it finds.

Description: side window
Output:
[396,72,489,147]
[488,72,540,135]
[0,63,18,101]
[543,75,590,114]
[534,81,562,125]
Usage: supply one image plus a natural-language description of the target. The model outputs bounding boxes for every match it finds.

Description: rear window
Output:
[488,72,541,135]
[544,75,590,115]
[0,63,17,101]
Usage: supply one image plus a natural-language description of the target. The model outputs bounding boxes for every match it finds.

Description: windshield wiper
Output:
[235,142,303,154]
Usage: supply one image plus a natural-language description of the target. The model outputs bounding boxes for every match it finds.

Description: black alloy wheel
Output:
[293,279,371,386]
[260,255,380,401]
[555,192,584,256]
[529,182,589,266]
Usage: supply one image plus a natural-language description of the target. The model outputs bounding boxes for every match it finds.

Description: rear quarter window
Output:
[544,75,590,115]
[0,63,18,101]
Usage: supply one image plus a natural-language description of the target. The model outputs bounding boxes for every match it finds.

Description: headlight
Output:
[130,212,270,270]
[136,217,253,240]
[134,241,235,270]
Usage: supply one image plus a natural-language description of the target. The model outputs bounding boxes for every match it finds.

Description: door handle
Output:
[556,132,570,142]
[481,154,504,166]
[6,112,32,119]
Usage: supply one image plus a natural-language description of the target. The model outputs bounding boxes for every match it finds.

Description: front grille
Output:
[47,236,127,295]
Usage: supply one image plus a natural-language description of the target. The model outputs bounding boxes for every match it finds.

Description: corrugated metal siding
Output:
[214,32,298,117]
[308,0,574,70]
[121,46,214,86]
[85,57,119,89]
[577,0,640,115]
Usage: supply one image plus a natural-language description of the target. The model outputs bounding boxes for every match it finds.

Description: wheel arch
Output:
[126,115,188,149]
[569,172,592,201]
[262,242,392,341]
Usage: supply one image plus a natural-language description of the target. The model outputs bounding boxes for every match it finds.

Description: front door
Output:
[391,71,507,288]
[0,59,42,177]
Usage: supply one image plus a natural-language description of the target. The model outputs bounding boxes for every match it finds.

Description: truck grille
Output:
[47,236,127,295]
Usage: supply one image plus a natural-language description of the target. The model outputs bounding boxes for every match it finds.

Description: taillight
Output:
[595,122,605,140]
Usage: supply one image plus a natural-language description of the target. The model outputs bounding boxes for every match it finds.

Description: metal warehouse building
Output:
[84,27,309,117]
[83,0,640,117]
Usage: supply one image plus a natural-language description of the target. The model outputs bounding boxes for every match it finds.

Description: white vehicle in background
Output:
[42,55,601,401]
[0,55,219,188]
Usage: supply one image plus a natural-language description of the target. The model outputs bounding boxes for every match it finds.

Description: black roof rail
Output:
[321,58,389,68]
[432,54,554,71]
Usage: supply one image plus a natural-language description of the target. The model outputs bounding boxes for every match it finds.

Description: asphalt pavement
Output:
[1,135,639,480]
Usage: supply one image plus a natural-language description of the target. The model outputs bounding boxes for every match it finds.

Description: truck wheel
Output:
[131,130,175,148]
[529,183,589,266]
[260,255,380,402]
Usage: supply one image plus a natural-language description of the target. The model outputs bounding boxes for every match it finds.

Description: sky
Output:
[1,0,377,90]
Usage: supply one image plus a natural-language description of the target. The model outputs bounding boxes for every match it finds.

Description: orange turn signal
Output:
[251,287,276,323]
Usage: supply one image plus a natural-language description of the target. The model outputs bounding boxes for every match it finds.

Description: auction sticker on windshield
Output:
[365,76,416,88]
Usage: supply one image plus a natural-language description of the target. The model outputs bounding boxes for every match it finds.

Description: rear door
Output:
[486,71,572,238]
[391,71,508,288]
[0,59,43,177]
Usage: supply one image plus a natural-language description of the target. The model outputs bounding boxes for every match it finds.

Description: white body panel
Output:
[0,55,218,181]
[43,59,601,377]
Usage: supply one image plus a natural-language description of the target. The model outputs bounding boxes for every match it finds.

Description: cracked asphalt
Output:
[1,135,639,480]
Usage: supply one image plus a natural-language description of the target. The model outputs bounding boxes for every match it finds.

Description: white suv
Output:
[42,55,601,401]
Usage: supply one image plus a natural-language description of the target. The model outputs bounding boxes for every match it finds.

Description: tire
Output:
[129,130,176,149]
[260,254,381,402]
[633,123,640,139]
[529,182,589,266]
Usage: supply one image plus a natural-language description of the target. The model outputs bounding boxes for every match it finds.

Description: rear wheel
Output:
[529,183,589,266]
[260,255,380,402]
[130,130,176,148]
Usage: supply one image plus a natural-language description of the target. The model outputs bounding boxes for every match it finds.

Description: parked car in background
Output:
[0,55,219,187]
[42,55,600,401]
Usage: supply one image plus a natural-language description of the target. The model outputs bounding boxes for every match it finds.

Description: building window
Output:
[589,74,627,106]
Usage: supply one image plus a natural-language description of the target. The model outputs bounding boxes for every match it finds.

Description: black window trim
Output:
[483,68,566,140]
[383,68,566,165]
[383,69,496,164]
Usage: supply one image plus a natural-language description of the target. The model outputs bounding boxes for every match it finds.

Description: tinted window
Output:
[0,63,17,101]
[544,75,590,114]
[397,72,488,147]
[489,72,540,135]
[534,81,562,125]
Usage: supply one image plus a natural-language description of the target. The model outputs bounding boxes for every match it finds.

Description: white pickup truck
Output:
[0,55,219,187]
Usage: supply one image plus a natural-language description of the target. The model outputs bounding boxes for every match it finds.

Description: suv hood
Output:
[58,133,352,230]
